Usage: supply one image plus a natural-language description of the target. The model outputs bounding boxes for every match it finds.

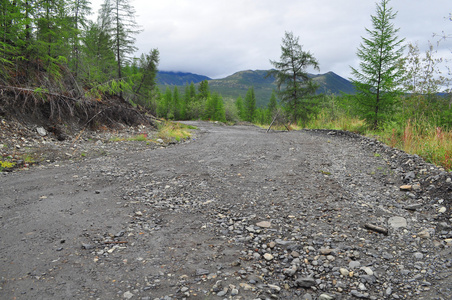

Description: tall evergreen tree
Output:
[244,87,256,122]
[99,0,142,96]
[267,91,278,119]
[350,0,405,129]
[267,31,320,123]
[68,0,92,78]
[235,96,245,120]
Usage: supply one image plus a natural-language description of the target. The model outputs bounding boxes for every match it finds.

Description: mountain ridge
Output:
[157,69,355,107]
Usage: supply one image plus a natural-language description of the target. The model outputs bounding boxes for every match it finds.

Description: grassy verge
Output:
[305,115,452,171]
[108,121,196,144]
[157,121,196,142]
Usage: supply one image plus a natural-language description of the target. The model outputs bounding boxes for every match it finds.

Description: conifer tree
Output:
[350,0,405,129]
[99,0,142,95]
[268,31,319,123]
[235,96,245,120]
[244,87,256,122]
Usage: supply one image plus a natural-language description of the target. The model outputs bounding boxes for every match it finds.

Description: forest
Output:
[0,0,451,170]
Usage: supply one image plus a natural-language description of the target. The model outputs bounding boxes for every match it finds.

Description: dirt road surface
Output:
[1,121,451,299]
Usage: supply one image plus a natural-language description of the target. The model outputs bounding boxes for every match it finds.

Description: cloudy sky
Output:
[90,0,452,79]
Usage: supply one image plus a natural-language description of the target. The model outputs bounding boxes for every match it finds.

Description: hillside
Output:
[157,71,211,86]
[158,70,355,107]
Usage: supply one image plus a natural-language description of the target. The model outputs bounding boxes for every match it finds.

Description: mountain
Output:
[157,71,211,86]
[157,69,355,107]
[208,70,276,107]
[208,70,355,107]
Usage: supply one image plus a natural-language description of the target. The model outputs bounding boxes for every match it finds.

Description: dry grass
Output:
[380,121,452,171]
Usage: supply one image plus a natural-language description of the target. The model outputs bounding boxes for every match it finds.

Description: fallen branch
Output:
[364,223,388,235]
[0,85,82,102]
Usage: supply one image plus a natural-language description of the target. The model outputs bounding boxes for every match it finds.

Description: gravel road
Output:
[1,121,451,300]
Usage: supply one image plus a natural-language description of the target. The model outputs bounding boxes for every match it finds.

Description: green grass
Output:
[305,112,452,171]
[157,122,195,142]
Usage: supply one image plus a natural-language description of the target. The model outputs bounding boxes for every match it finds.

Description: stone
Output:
[291,251,300,258]
[268,284,281,292]
[349,260,361,269]
[360,267,374,276]
[283,265,297,276]
[302,293,313,300]
[263,253,274,261]
[123,291,134,299]
[196,268,210,276]
[414,252,424,260]
[350,289,369,298]
[256,221,271,228]
[268,241,276,248]
[319,248,333,255]
[36,127,47,136]
[295,277,316,288]
[340,268,350,276]
[157,138,164,144]
[438,207,447,213]
[217,288,228,297]
[418,229,431,239]
[239,283,254,291]
[319,294,334,300]
[400,185,412,191]
[388,216,407,229]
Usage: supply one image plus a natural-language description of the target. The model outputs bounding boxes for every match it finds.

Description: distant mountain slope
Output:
[157,69,355,107]
[311,72,356,95]
[208,70,276,107]
[208,70,355,107]
[157,71,211,85]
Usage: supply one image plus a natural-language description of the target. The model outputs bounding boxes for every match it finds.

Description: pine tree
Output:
[268,31,319,123]
[350,0,405,129]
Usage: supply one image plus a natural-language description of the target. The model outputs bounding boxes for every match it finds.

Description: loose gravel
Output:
[1,121,451,300]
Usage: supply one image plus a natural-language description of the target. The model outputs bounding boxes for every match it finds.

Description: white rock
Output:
[388,216,407,229]
[340,268,350,276]
[438,207,447,213]
[263,253,274,261]
[36,127,47,136]
[123,291,134,299]
[360,266,374,276]
[256,221,271,228]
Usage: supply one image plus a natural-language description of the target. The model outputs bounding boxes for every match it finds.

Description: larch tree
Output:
[350,0,405,129]
[267,31,319,123]
[99,0,142,97]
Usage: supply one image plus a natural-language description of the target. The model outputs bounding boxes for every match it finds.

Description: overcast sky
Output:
[90,0,452,79]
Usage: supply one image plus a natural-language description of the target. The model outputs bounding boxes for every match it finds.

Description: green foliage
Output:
[244,87,257,122]
[350,0,405,129]
[268,31,320,123]
[0,160,16,171]
[235,96,245,120]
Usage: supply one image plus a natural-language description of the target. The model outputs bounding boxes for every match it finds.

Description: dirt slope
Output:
[1,121,451,300]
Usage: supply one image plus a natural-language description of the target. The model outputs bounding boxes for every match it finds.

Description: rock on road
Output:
[1,121,451,300]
